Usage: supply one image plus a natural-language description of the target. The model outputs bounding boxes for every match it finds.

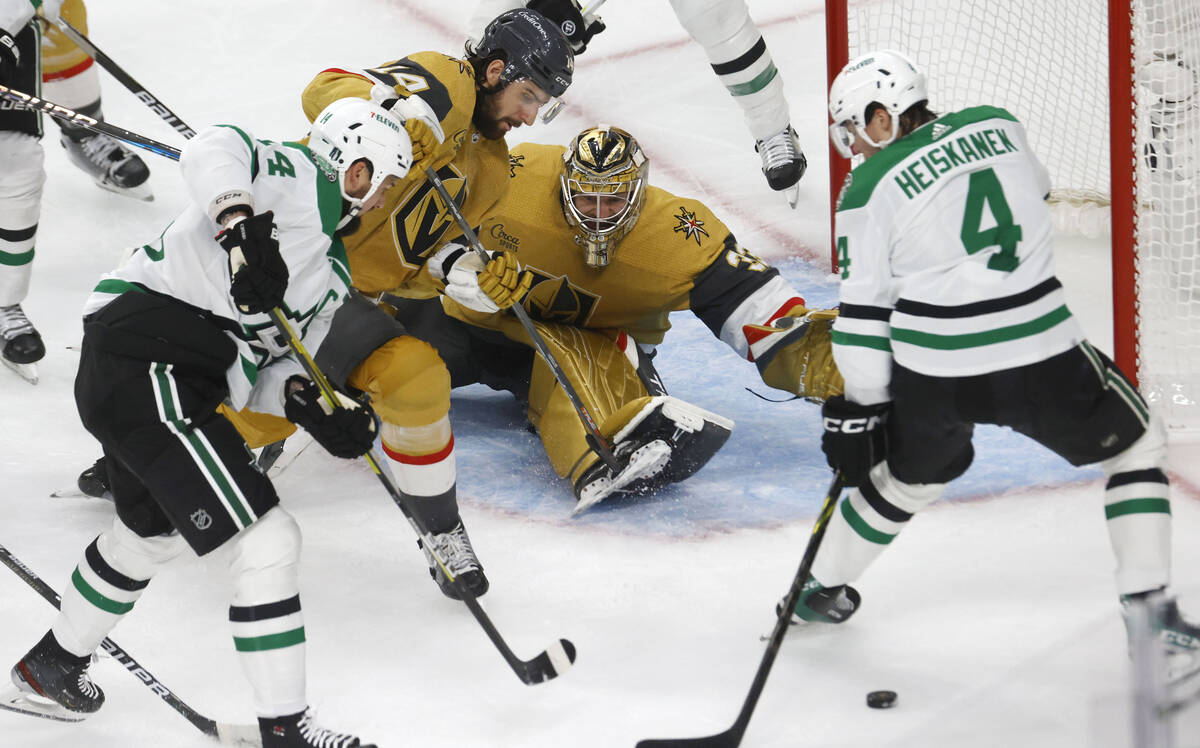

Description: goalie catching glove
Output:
[283,376,378,459]
[215,211,289,314]
[820,395,889,487]
[431,243,533,313]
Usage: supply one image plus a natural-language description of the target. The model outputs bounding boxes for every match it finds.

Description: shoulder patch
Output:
[673,207,710,245]
[508,153,525,177]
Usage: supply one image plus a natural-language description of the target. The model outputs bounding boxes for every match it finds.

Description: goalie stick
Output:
[54,19,197,139]
[266,308,576,686]
[636,472,846,748]
[0,542,260,746]
[422,166,621,474]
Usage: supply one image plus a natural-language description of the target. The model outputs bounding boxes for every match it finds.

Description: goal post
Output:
[824,0,1200,428]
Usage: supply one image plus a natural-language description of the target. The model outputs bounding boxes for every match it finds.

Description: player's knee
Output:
[226,507,301,604]
[868,462,944,514]
[350,337,451,427]
[99,516,188,580]
[1102,412,1167,476]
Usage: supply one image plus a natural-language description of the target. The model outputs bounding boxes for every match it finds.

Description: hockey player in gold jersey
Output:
[387,125,842,511]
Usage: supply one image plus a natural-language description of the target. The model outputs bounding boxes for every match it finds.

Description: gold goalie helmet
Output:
[560,125,649,268]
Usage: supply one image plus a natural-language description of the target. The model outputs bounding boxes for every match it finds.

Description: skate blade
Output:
[784,183,800,209]
[572,440,672,516]
[49,487,112,500]
[1,357,38,384]
[0,684,89,723]
[266,432,314,479]
[94,178,154,202]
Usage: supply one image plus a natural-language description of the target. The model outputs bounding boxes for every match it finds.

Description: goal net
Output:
[827,0,1200,428]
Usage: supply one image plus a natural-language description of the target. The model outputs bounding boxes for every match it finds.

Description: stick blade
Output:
[519,638,577,685]
[215,721,265,747]
[635,728,742,748]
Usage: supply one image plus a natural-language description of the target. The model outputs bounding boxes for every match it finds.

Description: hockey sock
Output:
[53,518,185,657]
[1104,468,1172,595]
[382,417,459,531]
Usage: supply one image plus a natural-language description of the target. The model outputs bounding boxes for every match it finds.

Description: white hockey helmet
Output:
[308,97,414,221]
[828,49,927,158]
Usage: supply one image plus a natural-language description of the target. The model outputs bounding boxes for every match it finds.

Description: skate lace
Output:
[757,127,800,171]
[0,305,34,341]
[78,134,134,176]
[427,525,480,574]
[297,710,358,748]
[75,671,100,699]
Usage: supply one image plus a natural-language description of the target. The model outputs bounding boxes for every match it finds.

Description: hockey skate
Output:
[572,396,733,515]
[0,303,44,384]
[259,708,376,748]
[61,130,153,202]
[1122,588,1200,681]
[755,125,806,208]
[418,520,489,600]
[0,631,103,723]
[776,576,861,625]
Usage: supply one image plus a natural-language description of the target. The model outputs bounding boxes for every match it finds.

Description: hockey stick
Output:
[422,166,621,473]
[0,83,182,160]
[0,542,260,746]
[266,307,576,685]
[636,472,846,748]
[582,0,607,23]
[54,19,197,138]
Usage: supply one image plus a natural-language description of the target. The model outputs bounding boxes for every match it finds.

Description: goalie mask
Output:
[828,49,927,158]
[308,97,414,227]
[560,125,648,268]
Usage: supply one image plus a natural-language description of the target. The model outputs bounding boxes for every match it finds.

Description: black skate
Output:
[0,631,103,722]
[259,708,376,748]
[755,125,806,207]
[776,576,861,625]
[78,456,113,500]
[61,130,152,201]
[418,521,489,600]
[0,303,44,383]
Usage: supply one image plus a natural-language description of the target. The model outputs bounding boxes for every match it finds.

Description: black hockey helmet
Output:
[472,8,574,98]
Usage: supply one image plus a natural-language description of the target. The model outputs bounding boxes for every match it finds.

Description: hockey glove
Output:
[283,376,377,459]
[215,211,289,314]
[820,395,889,487]
[528,0,606,55]
[0,30,19,79]
[369,83,445,162]
[432,243,533,313]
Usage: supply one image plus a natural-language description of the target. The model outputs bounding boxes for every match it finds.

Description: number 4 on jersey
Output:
[961,167,1022,271]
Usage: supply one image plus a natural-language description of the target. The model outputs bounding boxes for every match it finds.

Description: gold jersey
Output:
[473,142,797,349]
[301,52,511,296]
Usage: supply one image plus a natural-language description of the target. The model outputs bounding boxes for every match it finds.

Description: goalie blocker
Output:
[573,395,733,514]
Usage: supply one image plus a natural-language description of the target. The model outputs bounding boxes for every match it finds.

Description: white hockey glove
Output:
[430,243,532,313]
[369,82,445,159]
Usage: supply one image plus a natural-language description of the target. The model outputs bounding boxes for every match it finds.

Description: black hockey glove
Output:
[283,376,378,459]
[0,30,20,80]
[215,211,288,314]
[528,0,606,55]
[820,395,889,487]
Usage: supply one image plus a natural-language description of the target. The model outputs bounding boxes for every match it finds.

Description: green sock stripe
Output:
[233,627,306,652]
[71,568,135,615]
[0,247,34,266]
[840,499,897,545]
[1105,497,1171,520]
[727,64,778,96]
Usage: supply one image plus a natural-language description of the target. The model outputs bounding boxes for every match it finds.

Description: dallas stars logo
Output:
[508,153,525,177]
[673,207,709,245]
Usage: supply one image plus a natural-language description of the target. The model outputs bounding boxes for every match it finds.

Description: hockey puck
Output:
[866,690,897,709]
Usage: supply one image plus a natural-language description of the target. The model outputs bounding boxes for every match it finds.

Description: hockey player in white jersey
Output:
[466,0,807,205]
[787,50,1200,672]
[1,97,413,748]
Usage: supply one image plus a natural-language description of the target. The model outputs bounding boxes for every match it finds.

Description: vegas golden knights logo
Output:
[521,270,598,325]
[391,164,467,267]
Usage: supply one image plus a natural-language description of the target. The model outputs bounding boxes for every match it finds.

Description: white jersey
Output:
[832,106,1085,405]
[82,124,351,416]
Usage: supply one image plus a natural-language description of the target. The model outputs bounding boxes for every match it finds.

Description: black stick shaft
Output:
[637,472,846,748]
[0,83,181,160]
[55,19,197,138]
[0,542,219,738]
[421,167,621,473]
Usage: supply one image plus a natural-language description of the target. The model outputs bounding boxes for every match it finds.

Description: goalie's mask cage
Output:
[560,125,649,268]
[826,0,1200,429]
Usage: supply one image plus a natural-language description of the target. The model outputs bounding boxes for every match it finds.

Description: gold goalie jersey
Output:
[301,52,510,296]
[465,142,843,400]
